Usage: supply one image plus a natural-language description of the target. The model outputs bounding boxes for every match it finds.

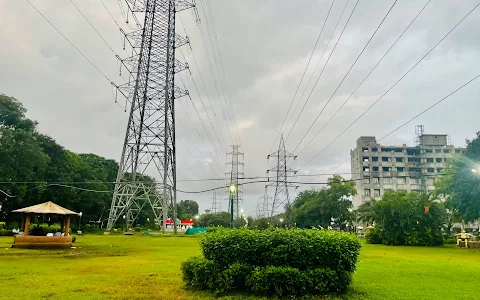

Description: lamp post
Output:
[78,212,83,231]
[229,185,237,228]
[279,218,284,227]
[123,215,126,232]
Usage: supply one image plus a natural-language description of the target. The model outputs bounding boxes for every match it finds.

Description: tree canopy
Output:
[292,175,356,229]
[0,93,184,228]
[435,132,480,222]
[359,190,446,246]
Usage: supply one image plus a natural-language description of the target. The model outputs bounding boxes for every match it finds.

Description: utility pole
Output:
[226,145,244,218]
[106,0,196,233]
[257,186,270,219]
[266,134,298,223]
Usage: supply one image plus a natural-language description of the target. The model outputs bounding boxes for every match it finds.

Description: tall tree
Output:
[363,191,446,246]
[177,200,199,219]
[0,94,37,131]
[293,175,356,229]
[436,132,480,222]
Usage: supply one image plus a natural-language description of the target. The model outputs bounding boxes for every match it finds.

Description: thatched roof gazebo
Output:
[11,201,79,249]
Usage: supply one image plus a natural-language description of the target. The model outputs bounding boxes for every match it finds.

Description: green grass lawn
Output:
[0,234,478,300]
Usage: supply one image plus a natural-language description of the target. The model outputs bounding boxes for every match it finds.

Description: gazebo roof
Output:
[12,201,79,216]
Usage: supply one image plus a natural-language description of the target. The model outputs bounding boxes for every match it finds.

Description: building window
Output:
[382,167,391,172]
[395,157,404,162]
[398,177,406,184]
[443,149,450,153]
[362,148,368,152]
[363,166,370,172]
[372,177,379,184]
[363,157,369,162]
[372,148,378,152]
[436,158,442,163]
[435,149,441,153]
[364,178,370,184]
[425,149,433,153]
[426,158,434,163]
[427,168,435,173]
[372,166,379,171]
[374,189,381,197]
[382,157,389,162]
[394,148,403,153]
[372,157,379,162]
[384,177,392,184]
[408,157,419,162]
[397,167,405,172]
[364,189,371,196]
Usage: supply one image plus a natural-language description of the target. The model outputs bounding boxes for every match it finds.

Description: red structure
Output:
[165,219,194,226]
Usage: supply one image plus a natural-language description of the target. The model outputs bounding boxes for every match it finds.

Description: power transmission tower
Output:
[106,0,196,233]
[211,191,218,214]
[266,134,298,222]
[226,145,244,218]
[257,186,270,219]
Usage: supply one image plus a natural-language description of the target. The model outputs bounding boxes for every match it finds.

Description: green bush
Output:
[218,263,252,294]
[0,222,5,229]
[182,228,361,297]
[72,236,76,243]
[365,228,382,244]
[181,257,219,290]
[201,228,361,272]
[7,222,19,230]
[0,229,13,236]
[28,223,62,235]
[134,227,141,232]
[246,266,305,297]
[206,227,225,233]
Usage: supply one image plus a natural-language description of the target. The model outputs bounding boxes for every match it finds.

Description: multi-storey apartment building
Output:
[350,133,466,207]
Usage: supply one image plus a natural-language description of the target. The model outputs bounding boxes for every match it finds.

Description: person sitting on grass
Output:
[456,230,472,247]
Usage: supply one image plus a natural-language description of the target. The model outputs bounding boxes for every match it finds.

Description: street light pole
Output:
[78,212,83,231]
[229,185,236,228]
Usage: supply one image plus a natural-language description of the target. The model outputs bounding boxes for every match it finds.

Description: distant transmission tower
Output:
[106,0,196,233]
[211,191,218,214]
[226,145,244,218]
[266,134,298,220]
[257,187,270,219]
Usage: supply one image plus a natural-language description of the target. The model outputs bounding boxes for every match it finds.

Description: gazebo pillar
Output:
[64,216,70,236]
[24,215,31,236]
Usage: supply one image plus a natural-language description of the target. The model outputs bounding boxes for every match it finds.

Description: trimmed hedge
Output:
[181,228,361,297]
[201,228,361,272]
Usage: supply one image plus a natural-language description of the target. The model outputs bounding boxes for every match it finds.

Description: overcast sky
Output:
[1,0,479,216]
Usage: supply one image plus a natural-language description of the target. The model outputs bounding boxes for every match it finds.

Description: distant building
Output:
[350,129,466,207]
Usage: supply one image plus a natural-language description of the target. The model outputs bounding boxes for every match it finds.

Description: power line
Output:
[301,1,480,168]
[197,0,242,144]
[1,171,470,197]
[285,0,360,143]
[100,0,122,29]
[179,49,229,154]
[25,0,113,83]
[267,0,335,158]
[292,0,398,153]
[295,0,432,157]
[69,0,116,54]
[303,72,480,183]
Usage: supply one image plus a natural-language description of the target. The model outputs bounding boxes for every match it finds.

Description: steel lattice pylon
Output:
[226,145,244,218]
[257,186,270,219]
[106,0,195,233]
[266,134,297,221]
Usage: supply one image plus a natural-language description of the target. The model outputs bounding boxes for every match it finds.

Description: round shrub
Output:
[201,228,361,272]
[134,226,141,232]
[365,227,382,244]
[246,266,305,297]
[181,257,219,290]
[218,263,252,294]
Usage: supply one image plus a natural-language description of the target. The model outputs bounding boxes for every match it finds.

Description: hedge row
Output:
[200,228,361,272]
[182,228,361,297]
[182,257,352,297]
